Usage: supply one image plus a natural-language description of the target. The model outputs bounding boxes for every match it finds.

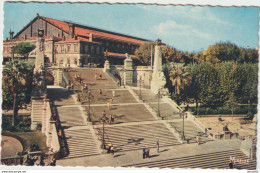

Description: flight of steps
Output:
[134,89,179,120]
[124,149,256,169]
[133,89,158,102]
[48,87,76,106]
[169,121,213,143]
[95,123,180,152]
[31,99,44,128]
[90,104,156,125]
[56,107,85,127]
[66,68,118,89]
[63,128,100,159]
[149,103,180,120]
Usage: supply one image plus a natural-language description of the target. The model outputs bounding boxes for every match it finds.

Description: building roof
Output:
[41,16,147,44]
[4,35,63,43]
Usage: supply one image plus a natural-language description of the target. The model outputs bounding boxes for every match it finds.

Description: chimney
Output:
[74,34,78,40]
[69,23,74,38]
[89,33,93,42]
[9,29,14,39]
[6,37,8,41]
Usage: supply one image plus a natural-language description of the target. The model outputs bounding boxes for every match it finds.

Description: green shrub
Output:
[192,105,256,115]
[36,123,42,131]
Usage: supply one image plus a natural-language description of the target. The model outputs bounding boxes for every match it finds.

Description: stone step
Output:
[124,149,256,169]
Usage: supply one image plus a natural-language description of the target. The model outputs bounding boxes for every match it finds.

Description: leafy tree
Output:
[238,48,258,63]
[190,62,220,108]
[202,42,240,63]
[134,42,154,65]
[2,60,34,126]
[169,65,192,105]
[11,42,36,59]
[233,63,258,104]
[216,62,238,103]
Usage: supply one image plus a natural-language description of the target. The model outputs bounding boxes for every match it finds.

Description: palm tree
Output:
[2,60,34,126]
[169,66,192,105]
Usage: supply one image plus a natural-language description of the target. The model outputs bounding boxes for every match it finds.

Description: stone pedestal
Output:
[103,60,110,72]
[124,53,133,86]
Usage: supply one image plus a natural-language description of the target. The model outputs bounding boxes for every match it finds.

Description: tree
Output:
[134,42,154,66]
[169,66,192,105]
[202,42,240,63]
[190,62,220,108]
[11,42,36,60]
[2,60,34,126]
[216,62,238,103]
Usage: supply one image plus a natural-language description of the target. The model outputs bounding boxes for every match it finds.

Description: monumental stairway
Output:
[52,67,255,169]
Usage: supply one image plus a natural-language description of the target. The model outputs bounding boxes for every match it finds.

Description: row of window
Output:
[101,40,138,51]
[55,43,102,55]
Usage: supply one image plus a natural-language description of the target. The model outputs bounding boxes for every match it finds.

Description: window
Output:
[55,46,58,53]
[85,45,89,53]
[96,46,100,54]
[91,46,94,54]
[74,44,78,52]
[67,44,71,52]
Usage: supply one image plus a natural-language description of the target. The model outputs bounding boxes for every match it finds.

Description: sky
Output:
[3,2,259,52]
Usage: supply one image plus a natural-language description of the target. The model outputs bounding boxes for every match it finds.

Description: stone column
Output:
[150,39,166,94]
[124,53,133,86]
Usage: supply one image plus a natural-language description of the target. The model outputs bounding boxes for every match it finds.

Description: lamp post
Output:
[182,110,185,140]
[87,89,94,122]
[179,108,185,140]
[100,111,106,149]
[139,76,143,100]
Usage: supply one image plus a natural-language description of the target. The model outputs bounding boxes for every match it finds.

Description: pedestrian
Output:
[109,114,113,124]
[229,160,233,169]
[99,74,102,80]
[110,144,114,156]
[99,89,102,95]
[95,74,97,80]
[146,147,150,158]
[107,102,110,111]
[110,98,113,104]
[142,148,146,159]
[196,135,200,145]
[156,140,160,153]
[112,90,115,97]
[107,143,111,154]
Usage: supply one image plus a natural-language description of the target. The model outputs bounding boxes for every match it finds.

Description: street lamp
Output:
[139,76,143,100]
[87,89,94,122]
[179,108,185,140]
[100,111,106,149]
